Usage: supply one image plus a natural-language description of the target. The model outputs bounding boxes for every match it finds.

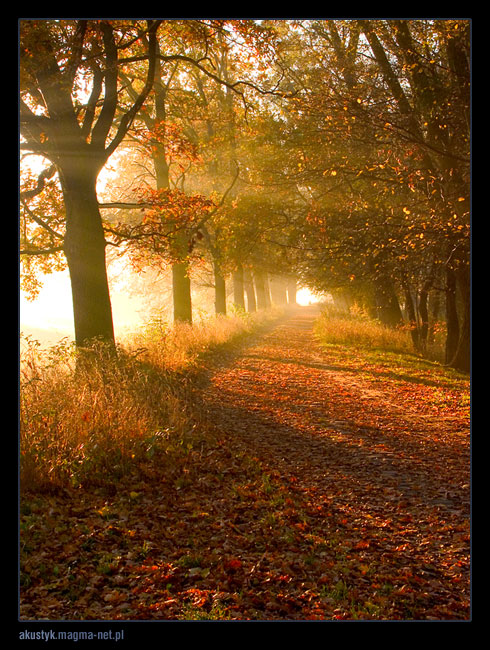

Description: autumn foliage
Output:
[20,306,469,621]
[19,19,470,624]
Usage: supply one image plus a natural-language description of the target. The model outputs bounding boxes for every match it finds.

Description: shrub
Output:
[19,336,179,491]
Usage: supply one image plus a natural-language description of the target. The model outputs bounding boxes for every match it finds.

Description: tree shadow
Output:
[195,384,469,521]
[242,351,462,390]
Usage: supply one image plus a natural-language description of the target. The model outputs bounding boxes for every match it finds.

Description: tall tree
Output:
[258,19,469,368]
[20,19,161,346]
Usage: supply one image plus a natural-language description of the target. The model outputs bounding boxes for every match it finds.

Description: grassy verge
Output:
[314,305,416,354]
[19,308,283,494]
[313,306,469,409]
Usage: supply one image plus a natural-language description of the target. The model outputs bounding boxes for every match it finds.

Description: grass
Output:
[312,304,457,371]
[314,305,416,354]
[19,308,283,494]
[313,305,469,406]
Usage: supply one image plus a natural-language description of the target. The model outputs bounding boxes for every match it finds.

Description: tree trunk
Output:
[254,269,268,310]
[244,269,256,312]
[445,264,459,364]
[172,262,193,323]
[374,275,403,328]
[449,262,470,372]
[264,274,272,308]
[428,290,441,345]
[214,262,227,316]
[418,273,435,354]
[270,275,288,305]
[170,225,193,324]
[402,280,419,350]
[287,278,297,305]
[151,63,194,326]
[172,261,192,324]
[61,166,115,347]
[233,264,245,310]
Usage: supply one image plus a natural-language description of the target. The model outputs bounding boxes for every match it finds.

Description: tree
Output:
[103,20,280,321]
[255,19,469,368]
[358,19,470,370]
[20,19,161,346]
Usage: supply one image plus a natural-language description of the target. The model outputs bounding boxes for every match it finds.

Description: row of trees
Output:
[20,19,470,371]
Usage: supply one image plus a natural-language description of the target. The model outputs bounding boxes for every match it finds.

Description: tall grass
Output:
[314,305,414,353]
[314,304,448,365]
[19,309,281,493]
[128,310,276,371]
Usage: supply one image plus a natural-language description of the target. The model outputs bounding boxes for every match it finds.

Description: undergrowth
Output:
[313,304,446,360]
[19,308,282,494]
[313,305,468,397]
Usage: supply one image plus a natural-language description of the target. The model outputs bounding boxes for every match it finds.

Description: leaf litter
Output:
[20,307,470,621]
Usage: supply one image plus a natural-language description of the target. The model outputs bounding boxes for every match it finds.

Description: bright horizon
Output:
[20,269,321,346]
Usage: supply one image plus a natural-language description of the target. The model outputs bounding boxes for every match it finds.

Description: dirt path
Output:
[20,306,470,621]
[191,305,470,619]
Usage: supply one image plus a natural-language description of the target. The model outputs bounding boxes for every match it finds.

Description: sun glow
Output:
[296,287,321,306]
[20,270,75,346]
[19,263,149,347]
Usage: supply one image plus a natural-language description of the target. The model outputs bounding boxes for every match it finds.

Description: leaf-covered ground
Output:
[20,306,470,621]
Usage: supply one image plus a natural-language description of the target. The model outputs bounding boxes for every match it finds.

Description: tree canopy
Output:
[20,19,470,370]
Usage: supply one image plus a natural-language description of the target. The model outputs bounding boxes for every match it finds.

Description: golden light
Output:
[296,287,321,306]
[19,261,148,347]
[20,270,75,346]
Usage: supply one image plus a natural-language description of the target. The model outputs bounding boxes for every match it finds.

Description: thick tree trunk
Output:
[170,228,192,324]
[172,261,192,324]
[61,166,115,347]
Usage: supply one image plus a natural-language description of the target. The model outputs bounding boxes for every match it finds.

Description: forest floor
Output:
[19,306,470,622]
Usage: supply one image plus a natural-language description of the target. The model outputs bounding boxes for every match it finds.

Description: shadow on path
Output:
[192,305,470,522]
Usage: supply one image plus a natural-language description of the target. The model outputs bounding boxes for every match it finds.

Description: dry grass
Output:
[313,305,447,361]
[19,309,282,493]
[128,311,275,371]
[314,305,414,353]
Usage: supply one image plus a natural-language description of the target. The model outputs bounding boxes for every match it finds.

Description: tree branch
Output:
[104,20,162,158]
[91,21,119,148]
[21,199,65,241]
[20,245,65,256]
[20,164,57,201]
